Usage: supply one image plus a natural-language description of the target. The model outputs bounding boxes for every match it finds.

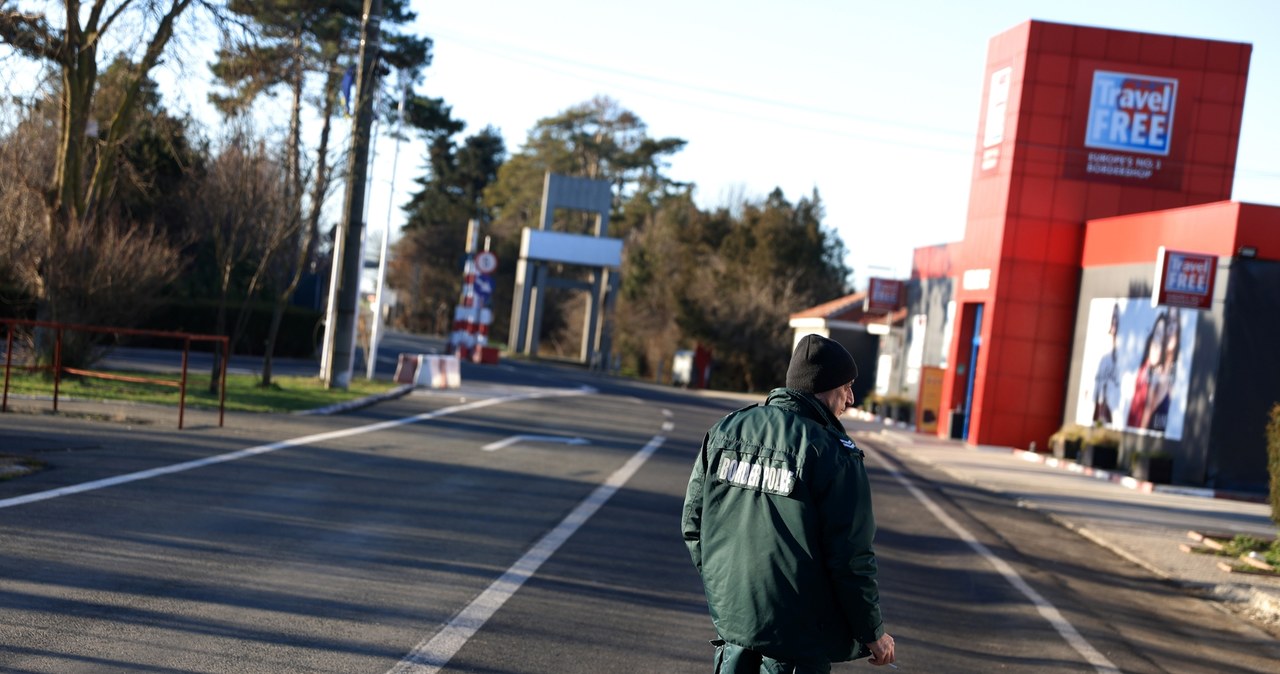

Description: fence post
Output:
[178,337,190,430]
[218,337,228,428]
[2,322,13,412]
[53,327,63,412]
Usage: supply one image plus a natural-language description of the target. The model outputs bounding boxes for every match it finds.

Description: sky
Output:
[6,1,1276,293]
[384,0,1280,290]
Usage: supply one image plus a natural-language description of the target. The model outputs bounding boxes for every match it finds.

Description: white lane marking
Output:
[481,435,589,452]
[0,388,591,511]
[388,434,668,674]
[865,449,1121,674]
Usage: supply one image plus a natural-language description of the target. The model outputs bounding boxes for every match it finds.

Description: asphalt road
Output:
[93,329,439,380]
[1,357,1277,673]
[858,436,1280,673]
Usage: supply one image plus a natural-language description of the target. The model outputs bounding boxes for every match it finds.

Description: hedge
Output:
[1268,403,1280,527]
[131,300,323,358]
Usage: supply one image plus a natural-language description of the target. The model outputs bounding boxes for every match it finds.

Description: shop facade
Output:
[881,20,1278,490]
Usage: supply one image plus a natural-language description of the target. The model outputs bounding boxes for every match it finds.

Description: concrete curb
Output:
[294,384,416,416]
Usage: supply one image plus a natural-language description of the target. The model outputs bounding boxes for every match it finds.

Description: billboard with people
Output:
[1075,298,1198,440]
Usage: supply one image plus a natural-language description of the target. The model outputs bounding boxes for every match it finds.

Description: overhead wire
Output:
[429,27,1279,183]
[429,27,976,156]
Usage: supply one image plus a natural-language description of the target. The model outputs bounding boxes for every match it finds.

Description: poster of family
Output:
[1074,297,1198,440]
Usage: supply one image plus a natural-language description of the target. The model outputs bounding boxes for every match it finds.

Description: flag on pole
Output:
[339,67,355,116]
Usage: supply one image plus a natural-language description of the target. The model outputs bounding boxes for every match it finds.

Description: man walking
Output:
[682,334,896,672]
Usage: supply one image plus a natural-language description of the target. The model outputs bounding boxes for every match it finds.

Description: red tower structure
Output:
[940,20,1251,449]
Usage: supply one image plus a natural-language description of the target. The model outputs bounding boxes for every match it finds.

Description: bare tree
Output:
[1,1,200,218]
[189,123,293,391]
[0,90,181,368]
[259,62,340,387]
[0,97,55,302]
[209,1,437,385]
[209,3,354,386]
[0,0,215,371]
[47,215,182,366]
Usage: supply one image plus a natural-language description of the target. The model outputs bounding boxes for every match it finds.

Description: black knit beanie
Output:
[785,334,858,393]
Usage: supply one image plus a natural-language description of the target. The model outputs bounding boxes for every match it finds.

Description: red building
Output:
[892,20,1279,490]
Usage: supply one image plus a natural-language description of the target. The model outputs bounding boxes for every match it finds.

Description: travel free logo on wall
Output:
[1086,71,1177,156]
[865,278,904,314]
[1154,248,1217,310]
[1065,67,1184,189]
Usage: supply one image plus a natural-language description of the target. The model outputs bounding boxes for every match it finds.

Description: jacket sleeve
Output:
[680,434,710,571]
[814,443,884,646]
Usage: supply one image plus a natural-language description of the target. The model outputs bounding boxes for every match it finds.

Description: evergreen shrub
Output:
[133,300,322,358]
[1268,403,1280,526]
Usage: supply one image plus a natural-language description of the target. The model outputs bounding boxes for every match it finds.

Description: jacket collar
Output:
[765,387,845,430]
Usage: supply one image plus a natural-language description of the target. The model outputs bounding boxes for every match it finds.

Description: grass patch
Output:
[0,454,45,480]
[2,368,399,414]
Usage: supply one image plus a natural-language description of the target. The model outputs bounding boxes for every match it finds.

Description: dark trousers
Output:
[711,640,831,674]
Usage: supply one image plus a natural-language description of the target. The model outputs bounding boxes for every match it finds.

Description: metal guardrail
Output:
[1,318,229,429]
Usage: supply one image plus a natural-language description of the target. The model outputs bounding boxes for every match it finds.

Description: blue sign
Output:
[1085,71,1178,157]
[1165,253,1210,295]
[473,274,494,303]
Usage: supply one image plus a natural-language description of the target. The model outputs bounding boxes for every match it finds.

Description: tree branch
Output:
[0,10,63,60]
[87,0,141,44]
[86,0,195,222]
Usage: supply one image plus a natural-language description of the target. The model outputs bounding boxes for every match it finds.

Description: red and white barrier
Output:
[392,353,461,389]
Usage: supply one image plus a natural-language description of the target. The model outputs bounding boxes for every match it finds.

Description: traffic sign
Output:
[474,251,498,275]
[474,274,494,301]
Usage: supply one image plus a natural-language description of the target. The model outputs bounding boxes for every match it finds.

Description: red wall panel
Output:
[1011,220,1051,261]
[1172,37,1208,68]
[1032,341,1071,383]
[1237,204,1280,260]
[1206,42,1247,72]
[1041,264,1082,307]
[1139,34,1176,65]
[1083,201,1280,266]
[1001,339,1036,377]
[911,242,963,280]
[1106,33,1142,61]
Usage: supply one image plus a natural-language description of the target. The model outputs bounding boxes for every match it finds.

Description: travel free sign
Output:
[1153,247,1216,310]
[1086,71,1178,156]
[1066,67,1185,189]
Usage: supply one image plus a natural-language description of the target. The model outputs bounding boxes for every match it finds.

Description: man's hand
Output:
[867,633,895,666]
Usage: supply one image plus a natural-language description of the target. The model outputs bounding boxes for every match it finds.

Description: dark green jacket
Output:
[681,387,883,664]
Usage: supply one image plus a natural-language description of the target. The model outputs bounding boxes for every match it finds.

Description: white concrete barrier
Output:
[393,354,462,389]
[415,354,461,389]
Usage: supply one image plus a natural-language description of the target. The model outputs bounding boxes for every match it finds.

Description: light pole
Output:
[367,87,406,380]
[322,0,382,390]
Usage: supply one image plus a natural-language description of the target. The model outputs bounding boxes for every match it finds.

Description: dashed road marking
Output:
[481,434,589,451]
[387,433,668,674]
